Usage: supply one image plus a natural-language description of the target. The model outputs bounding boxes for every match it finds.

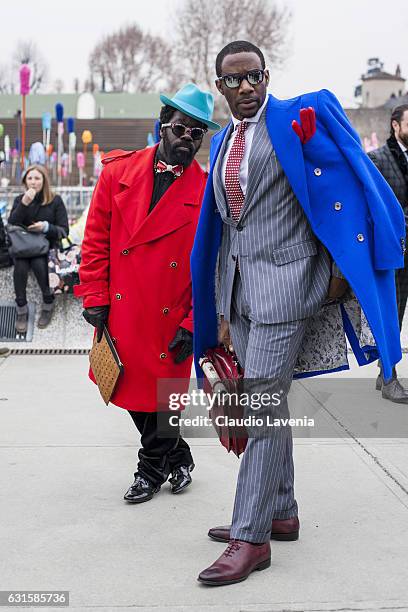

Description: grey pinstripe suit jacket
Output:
[214,113,331,324]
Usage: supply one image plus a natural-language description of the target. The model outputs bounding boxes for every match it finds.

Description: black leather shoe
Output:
[382,378,408,404]
[124,474,160,503]
[169,464,193,494]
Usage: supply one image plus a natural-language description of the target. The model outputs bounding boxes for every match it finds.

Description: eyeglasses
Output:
[217,69,265,89]
[161,123,207,141]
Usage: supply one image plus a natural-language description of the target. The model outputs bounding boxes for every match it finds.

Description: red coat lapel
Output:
[113,146,205,247]
[113,146,156,238]
[129,161,203,248]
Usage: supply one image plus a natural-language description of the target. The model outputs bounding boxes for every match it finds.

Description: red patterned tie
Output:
[225,121,248,221]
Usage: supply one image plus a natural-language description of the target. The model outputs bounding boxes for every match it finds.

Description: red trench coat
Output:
[75,145,207,411]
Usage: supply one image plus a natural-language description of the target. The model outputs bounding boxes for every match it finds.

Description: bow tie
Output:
[155,160,184,177]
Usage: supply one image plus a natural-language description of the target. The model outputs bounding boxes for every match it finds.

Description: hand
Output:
[22,188,36,205]
[82,306,110,342]
[218,316,233,352]
[27,221,45,233]
[291,107,316,144]
[327,276,349,300]
[168,327,193,364]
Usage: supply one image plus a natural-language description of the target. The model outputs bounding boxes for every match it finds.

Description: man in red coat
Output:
[75,84,220,503]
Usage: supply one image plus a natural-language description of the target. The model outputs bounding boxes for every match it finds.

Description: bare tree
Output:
[0,64,14,93]
[174,0,292,90]
[12,40,48,92]
[89,24,177,93]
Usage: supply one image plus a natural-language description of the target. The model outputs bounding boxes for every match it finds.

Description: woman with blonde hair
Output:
[8,164,69,332]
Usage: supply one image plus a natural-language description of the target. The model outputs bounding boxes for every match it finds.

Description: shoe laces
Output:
[223,540,243,558]
[134,475,150,488]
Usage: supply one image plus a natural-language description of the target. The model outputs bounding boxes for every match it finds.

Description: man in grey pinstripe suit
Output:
[198,40,348,586]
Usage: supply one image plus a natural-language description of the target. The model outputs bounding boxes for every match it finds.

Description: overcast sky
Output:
[1,0,406,107]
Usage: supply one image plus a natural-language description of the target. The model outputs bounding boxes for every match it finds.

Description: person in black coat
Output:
[368,104,408,401]
[8,164,69,332]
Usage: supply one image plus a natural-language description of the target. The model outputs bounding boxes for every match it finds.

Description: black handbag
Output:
[7,224,50,258]
[0,216,12,268]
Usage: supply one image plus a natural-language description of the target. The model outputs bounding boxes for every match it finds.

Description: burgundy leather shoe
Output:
[208,516,299,543]
[198,540,271,586]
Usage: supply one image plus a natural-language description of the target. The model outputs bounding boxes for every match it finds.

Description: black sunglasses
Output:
[161,122,207,141]
[217,69,265,89]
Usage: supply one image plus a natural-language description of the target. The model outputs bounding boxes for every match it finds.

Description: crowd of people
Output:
[1,38,408,587]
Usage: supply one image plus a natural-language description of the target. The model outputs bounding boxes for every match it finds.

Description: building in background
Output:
[355,58,406,109]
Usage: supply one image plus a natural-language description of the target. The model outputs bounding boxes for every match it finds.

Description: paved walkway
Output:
[0,355,408,611]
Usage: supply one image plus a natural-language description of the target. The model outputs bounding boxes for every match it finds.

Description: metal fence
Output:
[0,187,94,224]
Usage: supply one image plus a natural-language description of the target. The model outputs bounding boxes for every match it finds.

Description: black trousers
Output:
[128,411,194,487]
[13,256,54,307]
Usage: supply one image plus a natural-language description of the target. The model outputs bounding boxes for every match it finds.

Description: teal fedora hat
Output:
[160,83,220,131]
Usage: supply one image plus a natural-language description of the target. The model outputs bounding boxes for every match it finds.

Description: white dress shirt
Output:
[221,95,269,196]
[398,140,408,157]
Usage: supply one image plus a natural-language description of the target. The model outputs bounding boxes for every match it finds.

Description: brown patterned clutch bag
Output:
[89,327,124,405]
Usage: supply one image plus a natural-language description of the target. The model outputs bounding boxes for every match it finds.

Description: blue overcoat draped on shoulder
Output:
[191,89,406,382]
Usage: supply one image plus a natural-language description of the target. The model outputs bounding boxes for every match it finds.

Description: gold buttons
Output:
[357,234,364,242]
[160,352,167,359]
[162,307,169,315]
[314,168,322,176]
[334,202,342,211]
[122,249,129,255]
[115,293,122,300]
[170,261,178,268]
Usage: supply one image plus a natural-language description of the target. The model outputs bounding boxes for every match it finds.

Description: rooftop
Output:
[362,71,405,82]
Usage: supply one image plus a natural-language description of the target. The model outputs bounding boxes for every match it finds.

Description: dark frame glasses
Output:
[161,122,208,141]
[217,69,265,89]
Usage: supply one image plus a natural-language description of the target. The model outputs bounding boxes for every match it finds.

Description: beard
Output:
[160,138,195,167]
[399,132,408,148]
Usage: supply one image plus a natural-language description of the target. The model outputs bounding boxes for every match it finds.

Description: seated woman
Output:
[8,164,69,332]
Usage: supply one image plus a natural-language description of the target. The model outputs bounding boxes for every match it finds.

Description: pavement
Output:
[1,354,408,612]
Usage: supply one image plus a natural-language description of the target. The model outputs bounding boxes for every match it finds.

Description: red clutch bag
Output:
[199,346,247,457]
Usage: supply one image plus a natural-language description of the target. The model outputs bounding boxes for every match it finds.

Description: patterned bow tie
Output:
[155,160,184,177]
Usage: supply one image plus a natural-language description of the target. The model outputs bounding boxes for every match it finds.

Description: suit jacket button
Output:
[162,307,169,315]
[236,226,244,232]
[160,352,167,359]
[170,261,178,268]
[115,293,122,300]
[122,249,129,255]
[232,255,236,261]
[314,168,322,176]
[334,202,342,211]
[357,233,364,242]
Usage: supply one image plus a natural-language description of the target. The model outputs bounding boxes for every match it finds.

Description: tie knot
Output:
[236,121,248,134]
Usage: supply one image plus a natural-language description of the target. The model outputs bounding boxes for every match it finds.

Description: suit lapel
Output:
[241,114,272,219]
[385,146,406,185]
[213,123,233,217]
[264,94,311,218]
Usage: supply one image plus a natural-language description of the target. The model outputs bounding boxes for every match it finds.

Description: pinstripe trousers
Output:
[229,274,308,543]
